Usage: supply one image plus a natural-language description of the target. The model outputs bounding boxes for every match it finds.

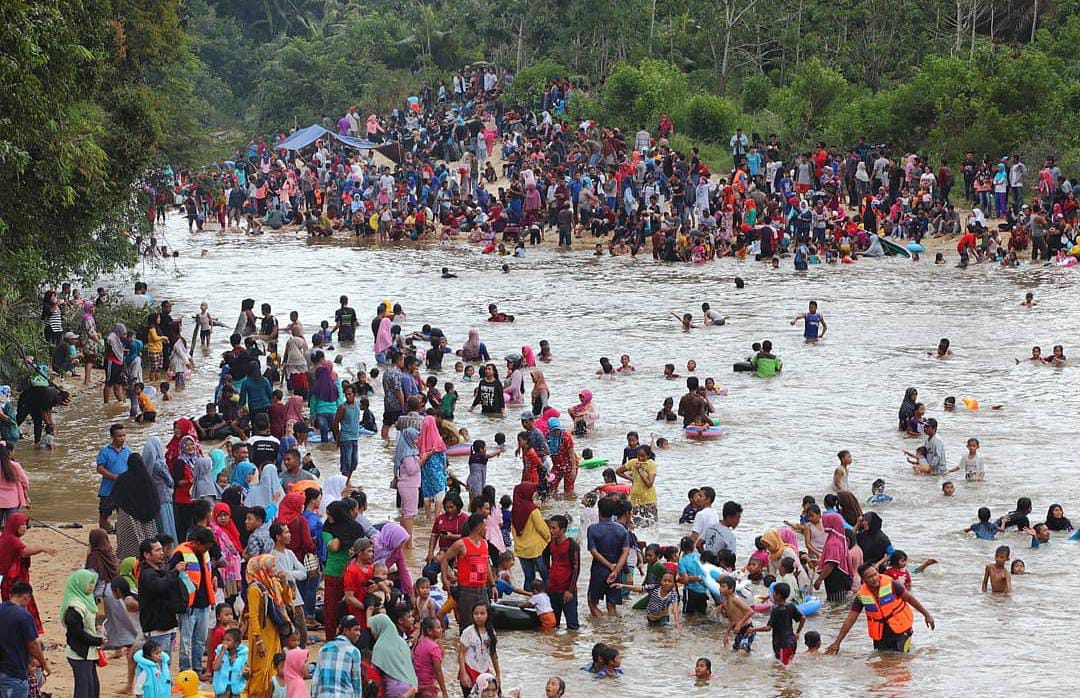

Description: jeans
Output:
[298,574,320,618]
[0,673,29,698]
[339,440,358,476]
[519,556,549,590]
[549,591,580,630]
[315,412,334,443]
[178,606,211,672]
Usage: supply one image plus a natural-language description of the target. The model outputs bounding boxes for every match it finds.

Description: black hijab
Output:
[856,511,892,565]
[220,486,248,544]
[111,454,161,523]
[898,387,918,431]
[323,500,365,550]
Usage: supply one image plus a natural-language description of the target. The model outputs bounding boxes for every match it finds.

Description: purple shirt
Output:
[337,116,350,136]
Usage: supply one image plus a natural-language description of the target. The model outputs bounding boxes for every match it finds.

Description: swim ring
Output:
[599,483,631,495]
[579,458,609,470]
[907,242,925,253]
[491,598,539,631]
[733,361,754,372]
[685,426,725,440]
[710,417,721,427]
[446,444,471,457]
[289,479,321,493]
[962,397,979,410]
[841,256,855,264]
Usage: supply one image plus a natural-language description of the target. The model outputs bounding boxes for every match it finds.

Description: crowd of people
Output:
[157,72,1080,269]
[1,73,1077,698]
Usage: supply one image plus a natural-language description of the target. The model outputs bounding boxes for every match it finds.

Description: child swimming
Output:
[867,478,893,504]
[982,545,1012,594]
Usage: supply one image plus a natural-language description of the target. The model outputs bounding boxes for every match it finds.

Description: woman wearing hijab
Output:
[856,511,893,568]
[282,396,306,438]
[246,555,285,698]
[319,474,347,516]
[321,500,365,641]
[0,512,53,632]
[164,418,201,467]
[103,323,127,403]
[283,646,311,698]
[142,437,176,540]
[246,462,284,523]
[276,491,315,566]
[118,556,138,592]
[898,387,918,431]
[112,454,161,560]
[812,513,855,603]
[418,416,447,515]
[393,427,421,539]
[502,354,524,405]
[370,613,418,697]
[546,417,578,493]
[567,389,598,436]
[228,460,256,492]
[459,329,489,362]
[211,502,244,600]
[530,370,550,415]
[171,436,199,541]
[761,528,807,580]
[373,522,413,594]
[62,569,104,698]
[510,483,550,588]
[374,315,394,364]
[282,326,310,396]
[191,454,217,501]
[521,345,536,368]
[84,528,118,597]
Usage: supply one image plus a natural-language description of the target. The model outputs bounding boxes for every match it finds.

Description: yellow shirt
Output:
[627,458,658,506]
[146,328,164,353]
[510,509,551,559]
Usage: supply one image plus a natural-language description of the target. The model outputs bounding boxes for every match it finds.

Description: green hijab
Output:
[119,557,138,591]
[61,569,98,619]
[370,613,418,687]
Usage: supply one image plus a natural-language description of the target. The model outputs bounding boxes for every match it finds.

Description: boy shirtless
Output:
[718,576,754,652]
[982,545,1012,594]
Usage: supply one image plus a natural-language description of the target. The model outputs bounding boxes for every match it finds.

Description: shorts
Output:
[338,327,355,342]
[775,646,796,665]
[339,440,358,475]
[382,409,402,427]
[136,411,157,423]
[98,495,115,516]
[105,362,126,386]
[148,351,163,370]
[646,614,669,627]
[795,183,810,193]
[873,629,913,653]
[733,623,754,651]
[539,611,557,631]
[587,568,622,607]
[199,330,211,340]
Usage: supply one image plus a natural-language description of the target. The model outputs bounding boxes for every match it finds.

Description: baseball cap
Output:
[63,332,78,340]
[520,410,535,421]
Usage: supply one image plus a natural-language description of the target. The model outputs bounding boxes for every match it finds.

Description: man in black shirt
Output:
[333,295,357,342]
[246,413,280,470]
[138,539,185,657]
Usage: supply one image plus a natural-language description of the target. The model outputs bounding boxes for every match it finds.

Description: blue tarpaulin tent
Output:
[277,124,378,151]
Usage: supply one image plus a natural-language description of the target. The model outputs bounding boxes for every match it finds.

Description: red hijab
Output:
[276,491,306,526]
[211,502,242,551]
[511,483,538,536]
[0,513,29,582]
[165,417,201,465]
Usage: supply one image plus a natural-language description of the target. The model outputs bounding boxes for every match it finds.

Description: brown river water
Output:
[19,214,1080,694]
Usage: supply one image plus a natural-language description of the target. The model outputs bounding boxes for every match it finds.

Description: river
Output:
[20,215,1080,694]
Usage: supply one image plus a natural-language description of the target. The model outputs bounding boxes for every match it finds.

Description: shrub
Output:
[681,94,739,143]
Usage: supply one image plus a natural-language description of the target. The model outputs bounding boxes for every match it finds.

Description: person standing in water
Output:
[825,562,935,655]
[790,300,827,340]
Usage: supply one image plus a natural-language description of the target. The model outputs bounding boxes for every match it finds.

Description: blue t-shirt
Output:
[969,521,998,541]
[586,519,630,573]
[746,152,762,176]
[803,313,822,339]
[677,551,707,594]
[96,444,131,496]
[0,601,38,680]
[124,338,144,366]
[400,373,419,397]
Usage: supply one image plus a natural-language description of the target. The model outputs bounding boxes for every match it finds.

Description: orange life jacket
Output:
[858,580,913,640]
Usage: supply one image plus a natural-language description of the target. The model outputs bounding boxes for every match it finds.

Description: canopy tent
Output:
[277,124,378,151]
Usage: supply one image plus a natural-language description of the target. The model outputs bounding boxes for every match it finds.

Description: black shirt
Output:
[766,603,803,651]
[247,433,280,469]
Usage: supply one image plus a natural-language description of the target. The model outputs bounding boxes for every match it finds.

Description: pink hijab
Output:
[535,406,561,435]
[374,316,393,354]
[284,647,310,698]
[821,513,854,580]
[521,345,537,367]
[779,526,801,556]
[283,396,305,433]
[417,415,446,454]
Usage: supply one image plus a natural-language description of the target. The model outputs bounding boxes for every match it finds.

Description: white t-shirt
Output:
[692,507,719,537]
[961,454,985,481]
[460,625,496,674]
[531,592,553,614]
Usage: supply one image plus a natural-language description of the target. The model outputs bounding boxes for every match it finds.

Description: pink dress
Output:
[397,455,421,518]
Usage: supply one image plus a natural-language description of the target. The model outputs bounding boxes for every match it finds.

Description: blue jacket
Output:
[133,650,172,698]
[212,643,249,696]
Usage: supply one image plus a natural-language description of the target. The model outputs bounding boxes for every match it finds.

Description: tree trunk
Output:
[1030,0,1038,42]
[516,15,525,72]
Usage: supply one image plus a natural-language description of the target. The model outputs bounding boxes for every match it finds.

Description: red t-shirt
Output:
[432,512,467,553]
[343,561,374,629]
